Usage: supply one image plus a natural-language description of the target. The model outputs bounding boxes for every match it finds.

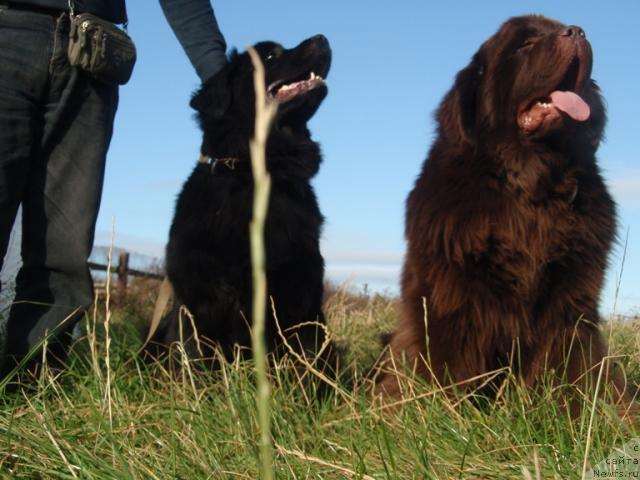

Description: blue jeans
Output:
[0,7,119,375]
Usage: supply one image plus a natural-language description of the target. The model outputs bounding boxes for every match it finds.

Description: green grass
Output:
[1,287,638,479]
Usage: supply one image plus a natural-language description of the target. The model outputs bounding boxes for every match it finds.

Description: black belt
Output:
[0,1,66,16]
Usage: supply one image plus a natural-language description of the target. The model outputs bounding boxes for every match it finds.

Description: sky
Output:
[3,1,639,315]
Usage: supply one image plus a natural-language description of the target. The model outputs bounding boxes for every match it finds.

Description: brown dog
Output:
[377,15,629,411]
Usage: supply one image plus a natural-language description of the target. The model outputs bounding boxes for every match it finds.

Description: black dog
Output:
[149,36,334,372]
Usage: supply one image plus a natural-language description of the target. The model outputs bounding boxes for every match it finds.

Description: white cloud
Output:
[323,249,403,265]
[93,231,165,258]
[90,233,405,293]
[324,249,403,294]
[326,264,400,282]
[607,175,640,203]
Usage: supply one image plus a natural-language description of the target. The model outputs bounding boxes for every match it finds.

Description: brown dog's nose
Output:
[562,25,586,38]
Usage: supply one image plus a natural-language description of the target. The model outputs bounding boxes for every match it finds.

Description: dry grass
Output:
[1,282,638,479]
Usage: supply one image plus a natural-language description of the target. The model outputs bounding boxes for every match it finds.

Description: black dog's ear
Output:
[437,51,484,148]
[190,61,233,118]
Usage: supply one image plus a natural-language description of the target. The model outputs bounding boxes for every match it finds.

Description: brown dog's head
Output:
[438,15,605,154]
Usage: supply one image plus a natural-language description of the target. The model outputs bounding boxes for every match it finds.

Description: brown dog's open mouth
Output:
[267,71,326,104]
[517,57,590,134]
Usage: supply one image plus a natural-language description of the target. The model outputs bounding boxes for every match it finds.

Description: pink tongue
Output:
[550,91,590,122]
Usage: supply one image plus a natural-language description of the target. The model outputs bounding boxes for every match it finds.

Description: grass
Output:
[0,283,638,479]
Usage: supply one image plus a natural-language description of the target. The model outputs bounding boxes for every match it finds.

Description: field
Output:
[1,281,639,479]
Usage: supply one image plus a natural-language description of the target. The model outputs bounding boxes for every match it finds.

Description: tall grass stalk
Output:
[103,218,116,432]
[611,227,630,320]
[248,46,278,480]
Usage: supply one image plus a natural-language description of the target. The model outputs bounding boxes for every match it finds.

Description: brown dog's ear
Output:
[581,80,607,151]
[437,52,484,148]
[190,60,233,118]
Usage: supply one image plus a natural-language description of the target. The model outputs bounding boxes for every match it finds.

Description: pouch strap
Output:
[67,0,128,30]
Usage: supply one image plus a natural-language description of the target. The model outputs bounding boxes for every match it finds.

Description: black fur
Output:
[148,36,335,371]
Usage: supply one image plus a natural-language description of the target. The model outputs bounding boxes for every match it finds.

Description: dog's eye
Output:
[517,39,536,51]
[266,48,283,62]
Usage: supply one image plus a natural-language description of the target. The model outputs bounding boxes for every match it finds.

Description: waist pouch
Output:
[68,13,136,85]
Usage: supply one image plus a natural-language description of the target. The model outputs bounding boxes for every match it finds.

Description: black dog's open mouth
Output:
[517,56,591,134]
[267,71,326,104]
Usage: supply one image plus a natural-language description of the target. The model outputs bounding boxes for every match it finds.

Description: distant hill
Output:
[1,214,21,307]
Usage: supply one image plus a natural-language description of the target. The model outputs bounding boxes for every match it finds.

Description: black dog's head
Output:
[438,15,605,155]
[191,35,331,166]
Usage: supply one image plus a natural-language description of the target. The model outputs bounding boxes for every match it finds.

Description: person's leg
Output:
[0,7,52,283]
[0,8,54,378]
[3,12,119,373]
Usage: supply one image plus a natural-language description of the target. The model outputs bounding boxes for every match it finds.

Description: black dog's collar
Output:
[199,155,241,174]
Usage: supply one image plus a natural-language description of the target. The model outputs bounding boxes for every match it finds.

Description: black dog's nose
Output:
[311,34,329,47]
[562,25,586,38]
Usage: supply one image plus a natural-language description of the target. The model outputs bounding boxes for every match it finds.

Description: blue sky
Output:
[66,1,640,314]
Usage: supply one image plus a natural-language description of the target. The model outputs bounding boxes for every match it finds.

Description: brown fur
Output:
[377,16,630,411]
